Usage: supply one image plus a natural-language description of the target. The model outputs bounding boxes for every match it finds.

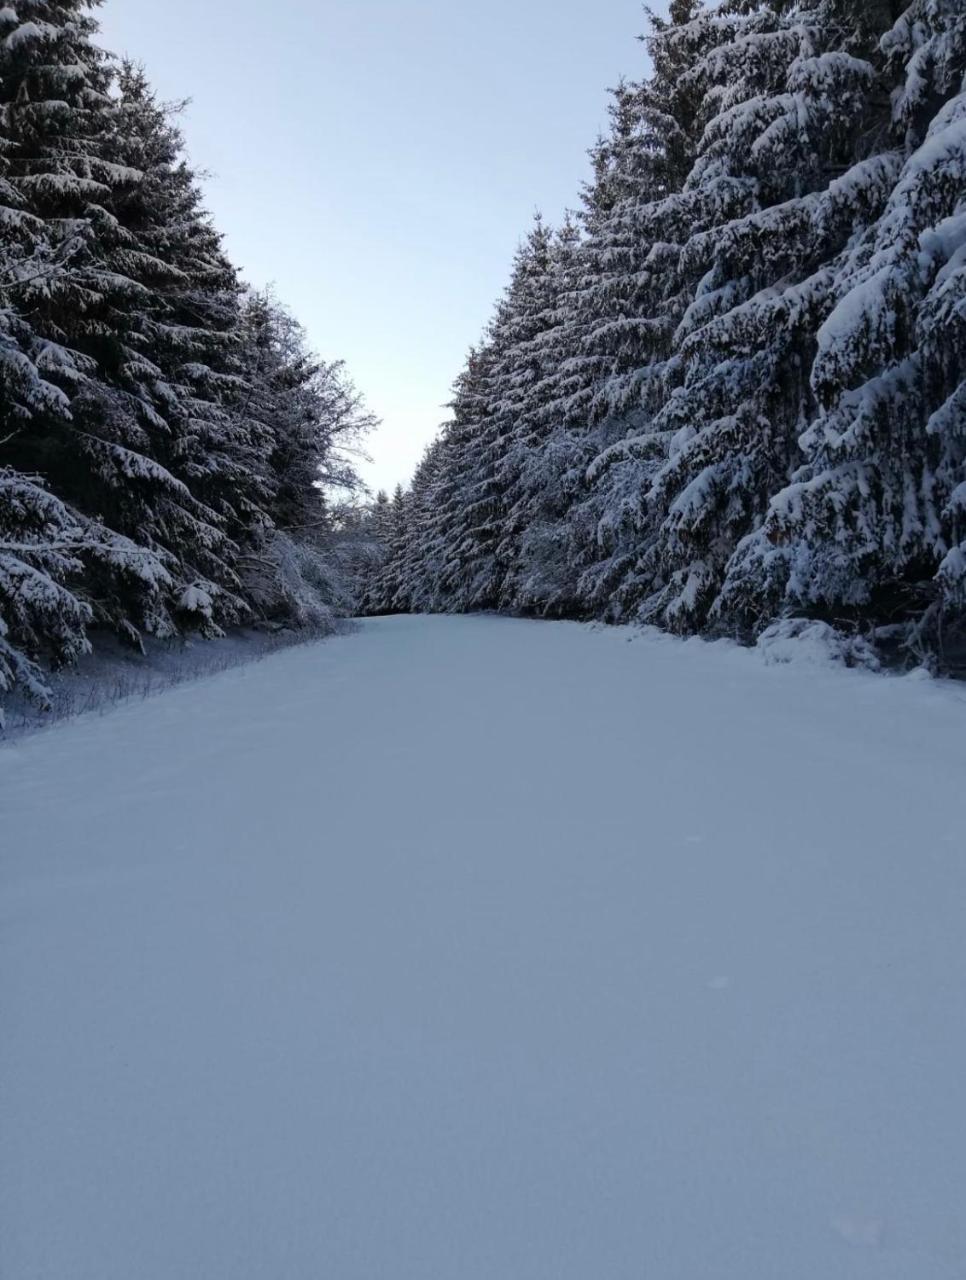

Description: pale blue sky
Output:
[97,0,656,493]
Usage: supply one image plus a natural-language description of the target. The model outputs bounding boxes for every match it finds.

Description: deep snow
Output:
[2,614,965,1280]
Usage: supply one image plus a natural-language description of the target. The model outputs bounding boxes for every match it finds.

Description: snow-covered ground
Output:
[0,622,341,739]
[2,614,965,1280]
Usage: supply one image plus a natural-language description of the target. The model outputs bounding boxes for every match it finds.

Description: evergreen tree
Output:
[0,2,190,644]
[366,483,411,614]
[97,63,261,633]
[399,343,503,612]
[496,215,590,613]
[435,217,576,613]
[616,0,899,632]
[568,4,713,616]
[720,0,966,659]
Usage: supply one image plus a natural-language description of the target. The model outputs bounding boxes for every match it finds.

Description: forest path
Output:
[2,614,966,1280]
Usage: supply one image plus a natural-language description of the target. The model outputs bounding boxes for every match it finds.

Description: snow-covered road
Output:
[2,615,966,1280]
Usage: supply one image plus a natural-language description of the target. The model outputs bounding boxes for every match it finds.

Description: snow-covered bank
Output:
[0,621,349,740]
[2,615,965,1280]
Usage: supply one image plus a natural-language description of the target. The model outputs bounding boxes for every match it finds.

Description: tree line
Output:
[0,0,375,716]
[364,0,966,671]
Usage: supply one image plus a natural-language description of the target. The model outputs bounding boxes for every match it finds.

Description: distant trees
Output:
[0,1,374,713]
[366,0,966,670]
[233,292,377,628]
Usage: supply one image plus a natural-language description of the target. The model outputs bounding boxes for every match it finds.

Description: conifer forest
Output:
[363,0,966,674]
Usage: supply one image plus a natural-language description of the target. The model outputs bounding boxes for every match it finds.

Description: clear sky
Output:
[96,0,656,495]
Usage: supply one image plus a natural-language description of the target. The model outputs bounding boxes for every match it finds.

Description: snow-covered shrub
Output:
[756,618,881,670]
[239,532,355,632]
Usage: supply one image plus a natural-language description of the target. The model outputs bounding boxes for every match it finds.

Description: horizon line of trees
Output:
[363,0,966,672]
[0,0,377,720]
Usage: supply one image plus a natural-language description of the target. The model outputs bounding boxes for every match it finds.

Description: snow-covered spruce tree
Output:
[417,435,467,612]
[364,483,412,614]
[494,214,594,613]
[413,341,505,612]
[588,0,900,635]
[495,224,601,617]
[0,2,201,645]
[411,415,468,611]
[576,23,703,430]
[465,212,587,613]
[482,3,731,621]
[377,442,449,613]
[0,4,183,706]
[563,5,716,617]
[98,63,265,635]
[350,488,392,609]
[449,335,518,612]
[720,0,966,663]
[434,214,598,616]
[370,488,393,543]
[391,219,576,618]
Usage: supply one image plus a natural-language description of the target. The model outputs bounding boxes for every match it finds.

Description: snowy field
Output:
[2,614,966,1280]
